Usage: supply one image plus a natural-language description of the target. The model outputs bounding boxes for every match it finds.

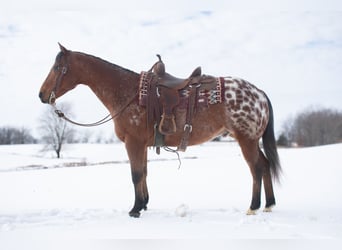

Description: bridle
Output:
[49,64,68,105]
[48,57,138,127]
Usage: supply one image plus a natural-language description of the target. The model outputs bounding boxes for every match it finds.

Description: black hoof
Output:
[129,211,141,218]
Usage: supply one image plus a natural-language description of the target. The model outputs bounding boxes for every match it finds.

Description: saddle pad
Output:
[139,71,224,109]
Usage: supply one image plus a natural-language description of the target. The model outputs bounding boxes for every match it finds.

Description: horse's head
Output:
[39,43,79,104]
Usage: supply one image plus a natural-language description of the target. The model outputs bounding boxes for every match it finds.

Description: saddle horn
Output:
[153,54,165,76]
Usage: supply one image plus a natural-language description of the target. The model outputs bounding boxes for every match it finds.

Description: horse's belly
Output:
[164,105,227,146]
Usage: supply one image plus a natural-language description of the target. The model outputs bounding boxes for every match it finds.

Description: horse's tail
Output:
[262,94,282,183]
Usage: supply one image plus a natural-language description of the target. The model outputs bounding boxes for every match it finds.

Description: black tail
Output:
[262,95,282,182]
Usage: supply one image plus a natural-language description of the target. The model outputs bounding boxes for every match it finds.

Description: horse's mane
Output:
[74,51,138,76]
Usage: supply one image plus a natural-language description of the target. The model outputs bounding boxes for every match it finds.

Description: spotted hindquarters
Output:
[223,77,269,139]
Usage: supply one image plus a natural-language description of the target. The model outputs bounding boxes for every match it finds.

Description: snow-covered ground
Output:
[0,141,341,243]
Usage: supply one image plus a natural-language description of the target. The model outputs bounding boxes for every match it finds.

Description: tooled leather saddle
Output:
[139,55,221,152]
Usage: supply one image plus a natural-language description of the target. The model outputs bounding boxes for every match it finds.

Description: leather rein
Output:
[51,92,138,127]
[50,61,138,127]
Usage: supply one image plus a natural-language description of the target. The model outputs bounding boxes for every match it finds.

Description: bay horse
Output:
[39,44,281,217]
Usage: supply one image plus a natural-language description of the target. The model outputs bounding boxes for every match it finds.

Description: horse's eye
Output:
[54,65,60,71]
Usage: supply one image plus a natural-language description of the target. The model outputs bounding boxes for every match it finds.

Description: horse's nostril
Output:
[39,92,47,103]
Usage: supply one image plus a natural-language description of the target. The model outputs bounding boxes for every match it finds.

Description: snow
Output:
[0,142,342,245]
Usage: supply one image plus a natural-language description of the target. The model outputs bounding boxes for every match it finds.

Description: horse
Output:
[39,44,281,218]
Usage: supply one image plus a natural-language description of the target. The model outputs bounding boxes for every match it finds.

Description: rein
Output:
[52,91,138,127]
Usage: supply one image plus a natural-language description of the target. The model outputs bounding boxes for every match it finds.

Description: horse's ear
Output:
[58,42,68,54]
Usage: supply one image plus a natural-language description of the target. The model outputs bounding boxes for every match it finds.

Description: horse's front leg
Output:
[125,138,148,218]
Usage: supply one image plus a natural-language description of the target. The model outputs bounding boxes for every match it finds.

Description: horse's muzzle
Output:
[39,91,47,103]
[39,91,55,104]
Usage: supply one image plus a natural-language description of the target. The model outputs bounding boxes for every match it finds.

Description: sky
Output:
[1,1,342,139]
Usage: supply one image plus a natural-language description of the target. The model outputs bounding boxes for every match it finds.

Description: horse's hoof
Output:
[263,205,274,213]
[129,211,141,218]
[246,208,258,215]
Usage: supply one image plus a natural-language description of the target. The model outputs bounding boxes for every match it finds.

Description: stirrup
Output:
[159,114,177,135]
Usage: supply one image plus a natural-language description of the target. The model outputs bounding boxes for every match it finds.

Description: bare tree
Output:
[39,103,76,158]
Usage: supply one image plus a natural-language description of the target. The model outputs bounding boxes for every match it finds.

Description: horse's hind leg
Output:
[237,137,263,215]
[260,151,276,212]
[238,136,276,214]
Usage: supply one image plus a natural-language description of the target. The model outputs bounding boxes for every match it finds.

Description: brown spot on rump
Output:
[240,125,249,132]
[236,95,244,102]
[240,79,249,88]
[237,122,251,134]
[226,93,232,99]
[262,102,268,110]
[257,118,262,126]
[241,120,249,128]
[237,116,245,123]
[233,104,241,111]
[242,105,251,112]
[247,114,256,122]
[245,91,252,98]
[256,109,261,117]
[236,98,243,104]
[253,92,260,100]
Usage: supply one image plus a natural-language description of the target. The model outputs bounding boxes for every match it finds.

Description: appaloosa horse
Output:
[39,44,281,217]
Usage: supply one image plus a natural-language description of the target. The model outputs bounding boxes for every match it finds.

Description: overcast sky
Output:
[1,1,341,138]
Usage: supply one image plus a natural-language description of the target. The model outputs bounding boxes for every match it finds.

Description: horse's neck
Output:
[76,53,139,113]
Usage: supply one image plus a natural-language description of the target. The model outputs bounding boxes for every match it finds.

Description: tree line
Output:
[1,104,341,157]
[277,107,342,147]
[0,126,36,144]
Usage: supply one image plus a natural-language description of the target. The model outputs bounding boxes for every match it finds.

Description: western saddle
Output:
[146,55,217,152]
[153,55,202,89]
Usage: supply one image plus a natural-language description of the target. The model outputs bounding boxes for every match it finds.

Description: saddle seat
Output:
[157,67,202,89]
[152,54,202,89]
